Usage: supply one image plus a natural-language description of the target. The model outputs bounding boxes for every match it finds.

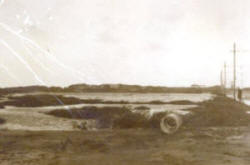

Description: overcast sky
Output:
[0,0,250,87]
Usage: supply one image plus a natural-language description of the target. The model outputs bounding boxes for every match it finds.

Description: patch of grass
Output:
[112,113,150,129]
[0,118,6,124]
[47,106,130,119]
[134,106,150,110]
[1,95,83,107]
[148,100,166,104]
[167,100,197,105]
[103,100,129,104]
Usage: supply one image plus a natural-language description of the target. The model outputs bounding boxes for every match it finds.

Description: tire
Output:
[160,113,182,134]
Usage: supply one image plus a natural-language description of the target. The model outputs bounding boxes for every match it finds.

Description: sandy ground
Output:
[0,95,250,165]
[1,127,250,165]
[0,106,80,131]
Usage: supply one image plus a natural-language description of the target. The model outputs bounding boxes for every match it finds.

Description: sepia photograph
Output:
[1,0,250,164]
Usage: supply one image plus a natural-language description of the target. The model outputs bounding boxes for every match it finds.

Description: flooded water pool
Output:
[61,92,214,102]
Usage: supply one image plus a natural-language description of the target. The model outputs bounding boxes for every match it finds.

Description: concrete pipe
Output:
[160,113,182,134]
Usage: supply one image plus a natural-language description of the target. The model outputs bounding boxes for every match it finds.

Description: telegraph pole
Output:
[220,70,223,89]
[224,62,227,95]
[233,43,236,100]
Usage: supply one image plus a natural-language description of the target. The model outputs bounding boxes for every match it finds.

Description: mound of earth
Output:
[185,96,250,127]
[46,106,165,129]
